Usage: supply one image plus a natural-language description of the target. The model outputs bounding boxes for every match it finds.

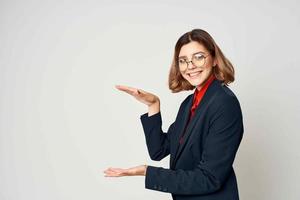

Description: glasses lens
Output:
[192,54,205,67]
[177,54,206,70]
[178,58,187,70]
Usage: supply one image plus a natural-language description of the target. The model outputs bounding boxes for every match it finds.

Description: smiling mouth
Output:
[188,71,202,78]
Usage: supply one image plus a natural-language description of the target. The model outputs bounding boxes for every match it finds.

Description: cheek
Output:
[180,73,191,81]
[180,72,187,78]
[203,63,213,71]
[204,59,214,69]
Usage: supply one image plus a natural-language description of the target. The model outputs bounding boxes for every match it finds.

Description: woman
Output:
[104,29,244,200]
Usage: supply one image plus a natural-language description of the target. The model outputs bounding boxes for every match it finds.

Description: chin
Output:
[186,77,205,86]
[191,81,204,87]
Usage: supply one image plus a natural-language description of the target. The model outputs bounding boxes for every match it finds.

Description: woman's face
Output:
[178,41,216,90]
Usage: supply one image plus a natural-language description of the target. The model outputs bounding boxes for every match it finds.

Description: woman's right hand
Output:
[115,85,160,106]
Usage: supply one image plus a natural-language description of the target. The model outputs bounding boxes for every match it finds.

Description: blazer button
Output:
[153,185,157,189]
[163,188,167,192]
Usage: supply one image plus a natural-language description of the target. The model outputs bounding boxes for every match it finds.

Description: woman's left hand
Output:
[103,165,148,177]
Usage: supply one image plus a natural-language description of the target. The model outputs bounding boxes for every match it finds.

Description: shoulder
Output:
[180,92,193,108]
[212,83,242,114]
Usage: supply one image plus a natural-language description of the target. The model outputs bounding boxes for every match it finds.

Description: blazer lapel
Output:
[171,79,221,168]
[170,93,193,167]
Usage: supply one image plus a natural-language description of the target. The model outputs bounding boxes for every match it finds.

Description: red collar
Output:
[192,74,216,108]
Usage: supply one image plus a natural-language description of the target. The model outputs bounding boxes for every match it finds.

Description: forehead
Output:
[178,41,208,58]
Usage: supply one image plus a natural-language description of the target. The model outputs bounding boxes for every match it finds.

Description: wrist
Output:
[143,165,148,176]
[148,101,160,116]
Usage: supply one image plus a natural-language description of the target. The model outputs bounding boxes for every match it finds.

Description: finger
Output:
[136,88,147,94]
[104,167,125,174]
[123,90,142,98]
[115,85,147,98]
[109,168,121,171]
[103,166,131,177]
[104,171,124,177]
[103,168,114,173]
[103,170,118,176]
[117,88,138,96]
[103,167,114,171]
[105,174,123,177]
[115,85,137,93]
[104,173,120,177]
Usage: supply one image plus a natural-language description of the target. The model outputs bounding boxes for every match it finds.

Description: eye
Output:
[194,54,204,60]
[178,58,186,64]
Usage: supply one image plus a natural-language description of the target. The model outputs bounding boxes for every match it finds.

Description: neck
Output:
[196,73,215,91]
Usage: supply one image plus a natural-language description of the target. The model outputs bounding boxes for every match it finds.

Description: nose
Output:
[186,60,196,69]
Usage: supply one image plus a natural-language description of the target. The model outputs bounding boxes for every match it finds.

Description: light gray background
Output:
[1,0,299,199]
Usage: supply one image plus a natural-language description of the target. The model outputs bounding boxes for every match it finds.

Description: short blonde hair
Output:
[168,29,235,93]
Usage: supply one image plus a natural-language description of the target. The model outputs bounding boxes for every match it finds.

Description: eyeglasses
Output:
[178,53,210,71]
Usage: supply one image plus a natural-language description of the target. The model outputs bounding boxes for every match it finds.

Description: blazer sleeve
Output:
[144,96,244,195]
[140,111,175,161]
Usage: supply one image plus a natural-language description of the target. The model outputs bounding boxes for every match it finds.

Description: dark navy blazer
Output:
[140,78,244,200]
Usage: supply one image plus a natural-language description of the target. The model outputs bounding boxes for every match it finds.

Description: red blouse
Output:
[179,74,216,144]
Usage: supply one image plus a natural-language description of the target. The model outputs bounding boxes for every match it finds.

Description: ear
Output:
[213,58,217,67]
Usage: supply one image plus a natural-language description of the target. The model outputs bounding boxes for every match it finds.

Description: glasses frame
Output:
[178,54,211,71]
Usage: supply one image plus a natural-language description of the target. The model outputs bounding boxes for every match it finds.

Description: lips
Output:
[188,71,202,78]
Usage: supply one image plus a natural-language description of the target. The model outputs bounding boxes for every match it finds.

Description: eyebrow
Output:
[178,51,206,59]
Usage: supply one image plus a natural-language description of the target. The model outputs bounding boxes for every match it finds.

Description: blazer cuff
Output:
[145,165,169,193]
[140,111,162,129]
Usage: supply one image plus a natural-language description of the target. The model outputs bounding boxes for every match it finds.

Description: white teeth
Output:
[190,72,199,76]
[189,71,201,77]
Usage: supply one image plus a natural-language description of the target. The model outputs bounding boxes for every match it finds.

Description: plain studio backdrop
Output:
[0,0,299,199]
